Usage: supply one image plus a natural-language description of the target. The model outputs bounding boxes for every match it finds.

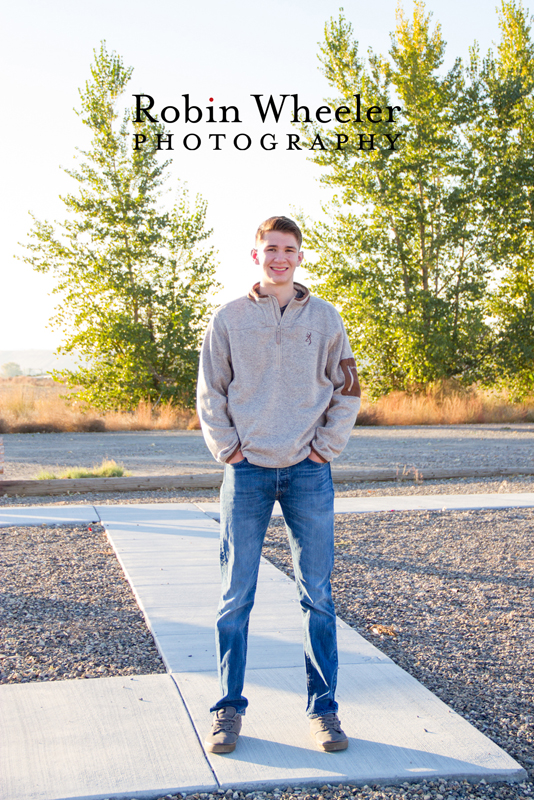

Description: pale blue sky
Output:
[2,0,508,349]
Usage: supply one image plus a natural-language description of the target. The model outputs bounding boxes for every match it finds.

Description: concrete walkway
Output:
[0,498,529,800]
[195,493,534,522]
[2,493,534,528]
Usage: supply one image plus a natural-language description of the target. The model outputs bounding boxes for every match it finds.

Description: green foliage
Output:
[22,43,219,411]
[1,362,23,378]
[299,2,534,398]
[468,1,534,399]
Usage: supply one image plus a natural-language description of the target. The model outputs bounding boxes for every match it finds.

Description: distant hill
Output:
[0,350,83,376]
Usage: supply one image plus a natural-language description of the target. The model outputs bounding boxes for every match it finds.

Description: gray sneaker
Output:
[310,712,348,752]
[204,707,242,753]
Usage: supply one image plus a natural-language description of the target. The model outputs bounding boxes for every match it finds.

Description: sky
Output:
[2,0,509,351]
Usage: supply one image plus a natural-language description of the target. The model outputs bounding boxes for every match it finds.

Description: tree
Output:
[1,362,22,378]
[469,1,534,399]
[298,4,491,397]
[22,43,219,411]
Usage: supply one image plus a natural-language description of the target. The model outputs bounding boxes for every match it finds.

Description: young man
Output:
[197,216,361,754]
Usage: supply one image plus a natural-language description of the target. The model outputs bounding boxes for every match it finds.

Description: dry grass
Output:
[0,379,200,433]
[357,387,534,425]
[1,378,533,433]
[36,459,130,480]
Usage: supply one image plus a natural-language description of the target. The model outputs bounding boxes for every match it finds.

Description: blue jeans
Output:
[211,456,338,718]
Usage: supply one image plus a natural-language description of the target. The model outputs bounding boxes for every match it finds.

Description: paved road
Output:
[2,424,534,480]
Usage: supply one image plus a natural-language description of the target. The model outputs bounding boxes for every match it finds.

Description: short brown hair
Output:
[255,216,302,249]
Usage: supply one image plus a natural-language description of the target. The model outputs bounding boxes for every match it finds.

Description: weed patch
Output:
[36,459,130,480]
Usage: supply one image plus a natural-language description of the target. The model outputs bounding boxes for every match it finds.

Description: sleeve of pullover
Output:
[311,318,361,462]
[196,312,241,463]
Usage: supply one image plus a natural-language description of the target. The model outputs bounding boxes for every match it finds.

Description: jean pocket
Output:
[305,456,327,466]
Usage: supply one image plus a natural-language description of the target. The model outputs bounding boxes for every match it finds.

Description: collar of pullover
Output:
[247,281,310,305]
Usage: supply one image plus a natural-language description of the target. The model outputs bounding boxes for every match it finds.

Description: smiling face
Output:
[252,230,303,292]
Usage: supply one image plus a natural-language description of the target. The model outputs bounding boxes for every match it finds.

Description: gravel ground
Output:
[151,778,533,800]
[1,474,534,507]
[4,425,534,480]
[261,507,534,791]
[333,475,534,497]
[0,522,166,683]
[2,481,533,800]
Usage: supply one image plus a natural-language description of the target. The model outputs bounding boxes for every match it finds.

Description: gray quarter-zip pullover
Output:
[197,282,361,468]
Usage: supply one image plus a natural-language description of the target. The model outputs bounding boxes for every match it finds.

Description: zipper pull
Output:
[276,326,281,344]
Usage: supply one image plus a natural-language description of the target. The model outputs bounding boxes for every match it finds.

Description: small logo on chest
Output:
[305,331,312,345]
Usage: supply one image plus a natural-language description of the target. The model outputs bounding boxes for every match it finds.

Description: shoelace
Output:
[315,713,342,732]
[212,715,237,733]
